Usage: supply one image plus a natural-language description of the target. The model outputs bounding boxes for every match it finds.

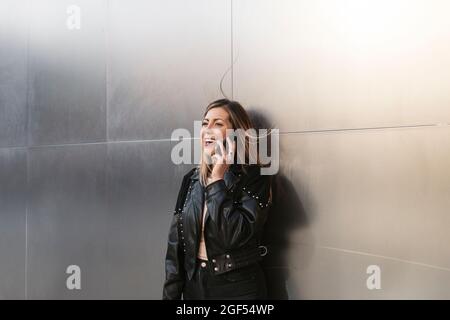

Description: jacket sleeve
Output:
[204,170,272,251]
[162,211,185,300]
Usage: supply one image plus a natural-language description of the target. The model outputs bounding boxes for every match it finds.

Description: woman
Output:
[163,99,273,300]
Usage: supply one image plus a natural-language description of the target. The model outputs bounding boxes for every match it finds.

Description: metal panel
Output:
[0,148,26,299]
[106,140,193,299]
[28,144,108,299]
[28,0,106,146]
[233,0,450,132]
[0,0,447,300]
[0,0,28,147]
[275,126,450,298]
[287,244,450,299]
[108,0,231,141]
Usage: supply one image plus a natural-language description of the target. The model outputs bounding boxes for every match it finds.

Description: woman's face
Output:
[201,107,233,156]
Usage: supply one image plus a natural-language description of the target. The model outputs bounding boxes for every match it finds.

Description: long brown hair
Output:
[199,99,260,186]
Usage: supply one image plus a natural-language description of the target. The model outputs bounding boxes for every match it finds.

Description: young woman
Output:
[163,99,273,300]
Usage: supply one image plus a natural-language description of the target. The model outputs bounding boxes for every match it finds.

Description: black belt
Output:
[202,246,268,275]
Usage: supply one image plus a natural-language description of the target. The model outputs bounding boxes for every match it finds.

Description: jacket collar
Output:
[190,164,243,190]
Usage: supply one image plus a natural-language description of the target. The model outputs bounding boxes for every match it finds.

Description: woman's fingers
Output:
[210,139,231,179]
[226,136,235,164]
[217,140,226,163]
[211,153,220,165]
[212,139,234,168]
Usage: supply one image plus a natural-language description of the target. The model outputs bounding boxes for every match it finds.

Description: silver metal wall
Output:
[0,0,449,299]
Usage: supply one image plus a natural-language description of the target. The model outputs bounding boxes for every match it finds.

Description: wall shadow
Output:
[248,109,311,300]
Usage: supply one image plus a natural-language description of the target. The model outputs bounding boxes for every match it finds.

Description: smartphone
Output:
[214,137,226,157]
[214,133,234,158]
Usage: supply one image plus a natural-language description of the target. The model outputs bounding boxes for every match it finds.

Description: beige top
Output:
[197,202,208,260]
[198,177,215,260]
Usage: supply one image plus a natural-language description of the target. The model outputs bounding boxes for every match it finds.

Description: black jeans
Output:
[183,258,267,300]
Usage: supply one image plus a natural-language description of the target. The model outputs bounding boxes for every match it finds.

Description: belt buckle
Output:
[258,245,268,257]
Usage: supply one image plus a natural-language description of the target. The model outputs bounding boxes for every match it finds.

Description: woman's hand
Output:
[208,136,235,185]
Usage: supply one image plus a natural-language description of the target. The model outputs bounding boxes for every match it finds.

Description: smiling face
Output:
[200,107,233,156]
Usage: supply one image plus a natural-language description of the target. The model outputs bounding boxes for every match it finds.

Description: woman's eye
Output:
[202,122,208,127]
[215,123,223,127]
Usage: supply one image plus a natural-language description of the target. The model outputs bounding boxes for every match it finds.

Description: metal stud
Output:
[214,267,219,272]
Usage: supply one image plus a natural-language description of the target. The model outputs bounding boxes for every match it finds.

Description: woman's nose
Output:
[205,127,222,137]
[204,123,216,133]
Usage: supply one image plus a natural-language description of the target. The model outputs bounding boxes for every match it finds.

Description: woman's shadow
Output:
[249,110,312,300]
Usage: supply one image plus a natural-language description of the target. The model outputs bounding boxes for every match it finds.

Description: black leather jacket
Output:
[163,164,273,300]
